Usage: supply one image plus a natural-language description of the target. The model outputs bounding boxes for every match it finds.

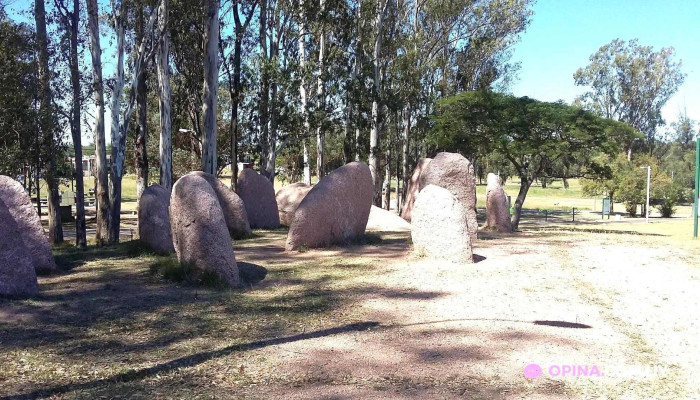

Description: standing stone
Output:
[286,162,373,250]
[485,173,512,233]
[419,152,478,242]
[400,158,431,222]
[0,198,39,297]
[237,169,280,229]
[276,183,313,226]
[189,171,251,239]
[411,185,472,263]
[0,175,55,273]
[138,185,175,254]
[170,174,239,287]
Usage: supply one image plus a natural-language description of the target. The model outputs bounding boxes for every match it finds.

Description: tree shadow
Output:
[0,322,379,400]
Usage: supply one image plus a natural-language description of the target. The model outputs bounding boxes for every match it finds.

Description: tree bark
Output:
[34,0,63,244]
[108,3,126,244]
[510,175,533,231]
[87,0,110,245]
[303,142,311,184]
[369,0,388,206]
[226,0,255,190]
[135,4,149,200]
[202,0,220,175]
[68,0,86,248]
[384,148,391,210]
[315,0,326,178]
[401,105,410,213]
[157,0,172,191]
[258,0,270,176]
[298,0,311,184]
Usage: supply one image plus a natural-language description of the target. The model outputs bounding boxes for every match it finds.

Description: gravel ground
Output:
[240,230,699,399]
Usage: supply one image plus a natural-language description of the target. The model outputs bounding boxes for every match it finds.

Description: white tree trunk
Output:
[108,5,126,244]
[369,0,388,206]
[157,0,172,191]
[109,2,160,243]
[86,0,110,245]
[315,0,326,178]
[202,0,220,174]
[303,142,311,184]
[299,0,311,184]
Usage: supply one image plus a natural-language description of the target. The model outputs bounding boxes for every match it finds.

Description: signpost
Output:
[694,137,699,238]
[602,198,611,219]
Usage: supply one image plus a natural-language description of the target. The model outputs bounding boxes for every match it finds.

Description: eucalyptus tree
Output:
[54,0,87,247]
[107,0,161,243]
[574,39,684,160]
[202,0,220,174]
[220,0,258,190]
[156,0,172,191]
[86,0,110,245]
[34,0,63,243]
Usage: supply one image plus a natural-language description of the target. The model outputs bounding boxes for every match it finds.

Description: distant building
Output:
[68,155,111,176]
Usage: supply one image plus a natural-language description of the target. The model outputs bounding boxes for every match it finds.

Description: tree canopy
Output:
[431,91,640,228]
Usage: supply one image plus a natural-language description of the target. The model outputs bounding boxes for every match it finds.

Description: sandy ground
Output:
[4,213,698,399]
[235,229,699,399]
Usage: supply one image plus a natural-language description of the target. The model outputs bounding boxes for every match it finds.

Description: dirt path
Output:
[237,231,698,399]
[2,225,697,399]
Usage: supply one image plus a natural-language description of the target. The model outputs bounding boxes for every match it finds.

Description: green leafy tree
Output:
[431,91,638,229]
[574,39,684,160]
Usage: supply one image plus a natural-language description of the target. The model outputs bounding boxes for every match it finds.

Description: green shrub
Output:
[654,182,683,218]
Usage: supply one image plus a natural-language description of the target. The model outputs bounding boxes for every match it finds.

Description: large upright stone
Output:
[419,152,477,242]
[170,175,239,287]
[276,183,313,226]
[0,198,39,297]
[485,173,512,233]
[411,185,472,263]
[138,185,175,254]
[0,175,55,273]
[189,171,251,239]
[286,162,373,250]
[237,169,280,229]
[400,158,431,222]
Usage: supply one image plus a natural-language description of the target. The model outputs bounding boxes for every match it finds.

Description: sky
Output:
[509,0,700,128]
[4,0,699,142]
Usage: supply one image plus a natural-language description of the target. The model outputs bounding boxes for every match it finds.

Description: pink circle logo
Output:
[524,363,543,379]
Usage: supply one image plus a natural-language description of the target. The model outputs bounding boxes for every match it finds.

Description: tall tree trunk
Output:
[510,175,533,231]
[87,0,109,245]
[315,0,326,178]
[401,105,410,213]
[342,58,353,164]
[227,0,254,190]
[34,0,63,244]
[135,5,149,200]
[230,35,241,189]
[298,0,310,184]
[265,25,280,182]
[157,0,172,191]
[202,0,220,175]
[108,4,126,244]
[258,0,270,176]
[68,0,86,248]
[384,148,391,210]
[369,0,388,206]
[303,142,311,184]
